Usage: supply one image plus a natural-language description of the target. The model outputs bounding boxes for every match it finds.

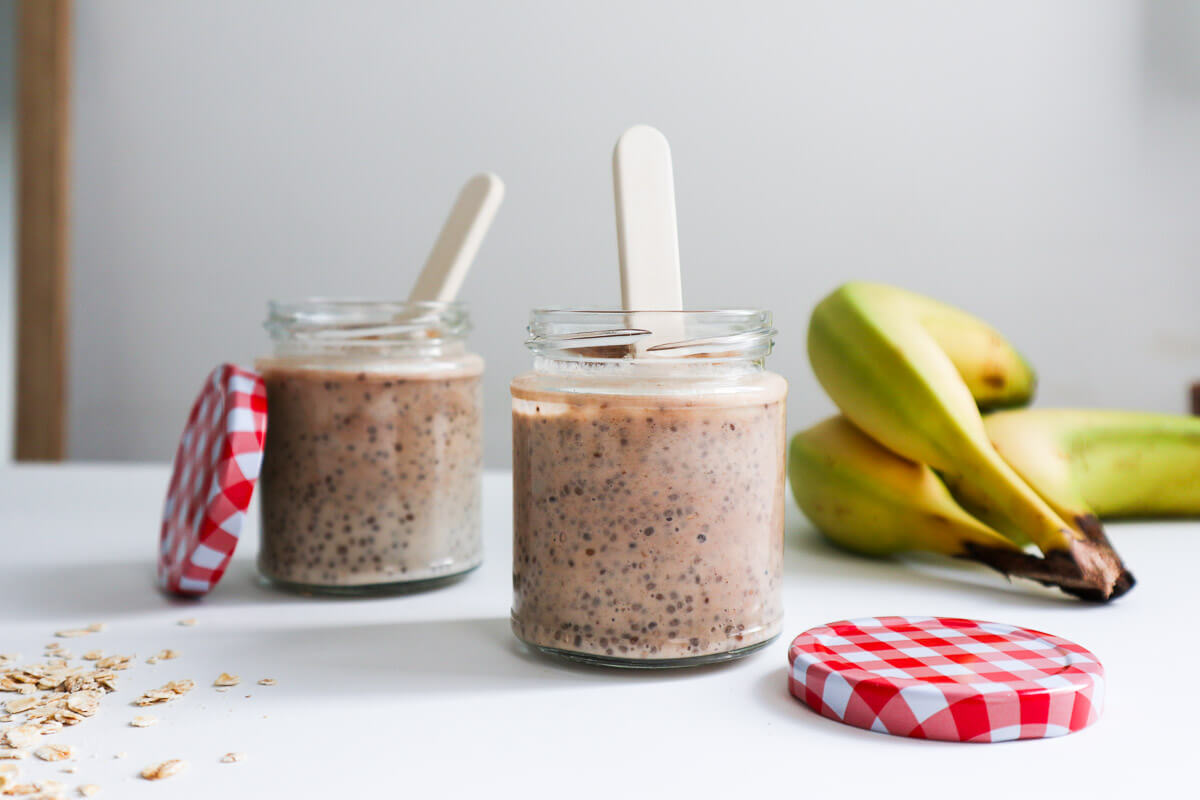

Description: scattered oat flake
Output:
[129,716,156,728]
[60,766,76,775]
[92,655,131,672]
[5,697,43,715]
[213,673,239,687]
[112,753,126,760]
[53,630,93,639]
[133,680,193,707]
[5,782,38,795]
[140,759,186,781]
[177,619,197,627]
[145,650,177,666]
[219,752,245,764]
[256,678,276,686]
[3,726,41,750]
[64,692,100,717]
[0,750,28,761]
[77,786,99,797]
[35,666,80,691]
[34,745,73,762]
[80,652,102,662]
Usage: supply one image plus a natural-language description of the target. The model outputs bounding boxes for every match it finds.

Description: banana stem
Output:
[949,451,1134,600]
[965,514,1135,602]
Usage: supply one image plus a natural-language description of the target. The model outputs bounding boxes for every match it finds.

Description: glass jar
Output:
[256,299,483,595]
[510,309,787,667]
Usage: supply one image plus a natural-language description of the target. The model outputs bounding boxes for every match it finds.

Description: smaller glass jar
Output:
[256,299,483,595]
[510,309,787,667]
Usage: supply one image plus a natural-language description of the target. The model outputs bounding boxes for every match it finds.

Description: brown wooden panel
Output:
[15,0,71,460]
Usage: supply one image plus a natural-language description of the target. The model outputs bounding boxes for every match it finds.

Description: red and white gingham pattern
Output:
[788,616,1103,742]
[158,364,267,596]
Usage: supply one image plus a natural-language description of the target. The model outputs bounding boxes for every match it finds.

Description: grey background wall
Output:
[46,0,1200,466]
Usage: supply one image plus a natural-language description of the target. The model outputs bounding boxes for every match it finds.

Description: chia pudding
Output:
[257,359,483,593]
[510,371,787,664]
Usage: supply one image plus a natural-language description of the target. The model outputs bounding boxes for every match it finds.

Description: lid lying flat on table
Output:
[159,364,267,597]
[787,616,1104,743]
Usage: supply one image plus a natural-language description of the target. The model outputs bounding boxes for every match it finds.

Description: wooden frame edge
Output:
[15,0,71,461]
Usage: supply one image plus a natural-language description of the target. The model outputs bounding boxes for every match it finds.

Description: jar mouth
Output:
[527,307,775,362]
[266,298,470,344]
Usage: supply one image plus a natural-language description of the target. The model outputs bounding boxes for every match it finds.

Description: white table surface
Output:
[0,463,1194,798]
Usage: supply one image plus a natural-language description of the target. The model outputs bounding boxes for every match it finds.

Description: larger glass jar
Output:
[510,309,787,667]
[256,299,483,595]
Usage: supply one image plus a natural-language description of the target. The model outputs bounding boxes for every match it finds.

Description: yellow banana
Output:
[986,409,1200,523]
[789,417,1021,556]
[791,410,1200,592]
[807,282,1133,600]
[911,294,1037,411]
[788,417,1121,591]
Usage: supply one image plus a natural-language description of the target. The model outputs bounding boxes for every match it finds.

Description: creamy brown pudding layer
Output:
[511,373,786,661]
[257,362,482,589]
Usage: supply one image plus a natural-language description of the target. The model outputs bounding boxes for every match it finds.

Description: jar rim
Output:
[266,298,471,345]
[526,307,775,363]
[269,297,467,318]
[530,306,766,316]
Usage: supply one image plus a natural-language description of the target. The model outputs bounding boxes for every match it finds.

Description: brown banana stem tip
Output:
[961,515,1135,602]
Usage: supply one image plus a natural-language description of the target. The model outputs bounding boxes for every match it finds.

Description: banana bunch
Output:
[793,282,1200,601]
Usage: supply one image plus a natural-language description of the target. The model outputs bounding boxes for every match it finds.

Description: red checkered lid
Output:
[159,364,268,596]
[788,616,1103,742]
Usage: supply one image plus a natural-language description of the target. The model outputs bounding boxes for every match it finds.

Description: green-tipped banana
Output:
[987,409,1200,523]
[807,282,1134,601]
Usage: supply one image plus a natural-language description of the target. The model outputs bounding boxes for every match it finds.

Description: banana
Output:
[791,411,1200,593]
[986,409,1200,522]
[910,293,1037,411]
[789,417,1022,557]
[788,416,1134,591]
[807,282,1134,600]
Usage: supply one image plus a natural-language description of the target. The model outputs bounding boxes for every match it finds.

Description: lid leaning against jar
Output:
[158,364,268,596]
